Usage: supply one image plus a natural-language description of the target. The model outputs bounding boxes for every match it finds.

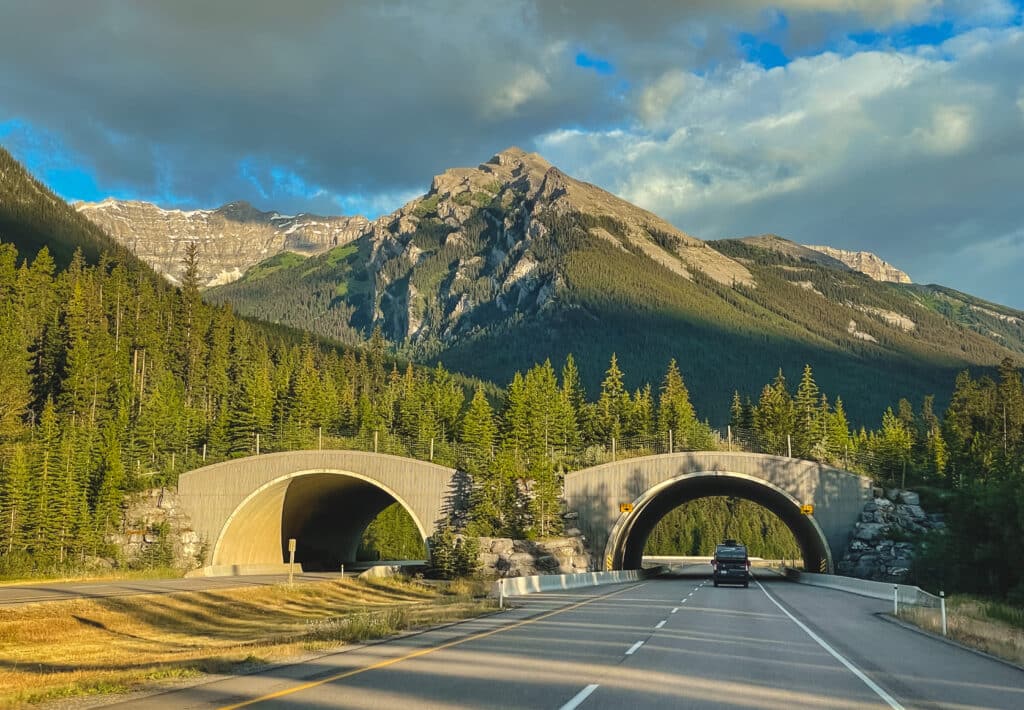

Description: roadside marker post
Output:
[893,584,898,616]
[288,538,297,585]
[940,591,947,636]
[499,578,505,609]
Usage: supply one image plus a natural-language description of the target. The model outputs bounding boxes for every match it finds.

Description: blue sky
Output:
[1,1,1023,307]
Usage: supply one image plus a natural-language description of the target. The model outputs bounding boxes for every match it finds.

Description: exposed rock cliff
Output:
[76,198,369,287]
[803,244,912,283]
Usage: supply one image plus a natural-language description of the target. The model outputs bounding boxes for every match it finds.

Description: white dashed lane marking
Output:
[559,684,600,710]
[625,641,644,655]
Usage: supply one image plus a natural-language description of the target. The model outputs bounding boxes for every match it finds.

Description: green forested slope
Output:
[0,147,139,270]
[209,196,1021,426]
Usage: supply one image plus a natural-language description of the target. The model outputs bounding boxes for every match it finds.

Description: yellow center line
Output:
[217,582,648,709]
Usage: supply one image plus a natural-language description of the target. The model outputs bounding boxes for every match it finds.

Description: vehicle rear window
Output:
[715,546,747,560]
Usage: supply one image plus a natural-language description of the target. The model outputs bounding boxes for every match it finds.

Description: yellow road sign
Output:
[619,502,634,513]
[800,504,814,515]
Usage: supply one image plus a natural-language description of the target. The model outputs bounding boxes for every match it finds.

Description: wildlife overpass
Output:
[178,450,871,574]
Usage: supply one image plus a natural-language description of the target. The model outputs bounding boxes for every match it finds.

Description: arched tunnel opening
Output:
[643,496,800,561]
[213,472,428,571]
[610,473,830,573]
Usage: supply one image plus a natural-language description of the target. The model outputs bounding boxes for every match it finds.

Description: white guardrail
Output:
[491,567,666,601]
[784,568,942,608]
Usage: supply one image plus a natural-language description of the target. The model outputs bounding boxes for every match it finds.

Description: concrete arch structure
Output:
[178,451,458,572]
[565,452,871,573]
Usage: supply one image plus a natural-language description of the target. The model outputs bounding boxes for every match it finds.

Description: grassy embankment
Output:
[899,596,1024,667]
[0,576,494,707]
[0,567,183,587]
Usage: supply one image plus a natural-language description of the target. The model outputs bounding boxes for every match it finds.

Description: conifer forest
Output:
[0,238,1022,601]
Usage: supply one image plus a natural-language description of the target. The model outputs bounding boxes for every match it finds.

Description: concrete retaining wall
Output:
[186,563,304,578]
[490,567,664,597]
[785,568,940,607]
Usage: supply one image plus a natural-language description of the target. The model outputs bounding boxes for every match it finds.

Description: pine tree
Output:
[0,444,31,554]
[793,364,820,458]
[596,354,628,443]
[658,359,713,450]
[753,370,794,456]
[461,387,502,535]
[561,353,586,416]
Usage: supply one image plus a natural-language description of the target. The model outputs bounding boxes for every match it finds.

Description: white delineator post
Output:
[893,584,899,616]
[499,578,505,609]
[940,591,947,636]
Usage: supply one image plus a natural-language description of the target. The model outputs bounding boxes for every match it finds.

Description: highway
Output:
[97,566,1023,709]
[0,572,345,607]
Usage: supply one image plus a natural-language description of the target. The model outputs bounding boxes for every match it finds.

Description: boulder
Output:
[899,491,920,506]
[506,552,538,576]
[478,552,500,568]
[854,555,878,578]
[854,523,886,541]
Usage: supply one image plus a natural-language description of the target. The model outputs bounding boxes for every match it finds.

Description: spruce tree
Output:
[793,364,820,458]
[0,444,31,554]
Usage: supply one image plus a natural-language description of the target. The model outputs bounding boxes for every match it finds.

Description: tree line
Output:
[0,240,1022,601]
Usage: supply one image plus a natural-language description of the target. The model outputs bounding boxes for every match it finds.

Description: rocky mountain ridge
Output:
[804,244,911,283]
[76,197,369,286]
[736,235,911,283]
[204,147,1024,423]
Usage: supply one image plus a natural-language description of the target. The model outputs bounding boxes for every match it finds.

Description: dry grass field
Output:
[899,595,1024,667]
[0,576,495,707]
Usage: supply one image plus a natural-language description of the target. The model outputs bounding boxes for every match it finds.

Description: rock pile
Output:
[475,536,590,577]
[106,488,205,570]
[836,489,944,582]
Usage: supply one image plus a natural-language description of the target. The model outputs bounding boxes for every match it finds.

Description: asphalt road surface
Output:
[96,566,1022,709]
[0,572,345,607]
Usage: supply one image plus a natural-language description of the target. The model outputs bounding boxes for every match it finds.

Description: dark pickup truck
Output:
[712,540,750,587]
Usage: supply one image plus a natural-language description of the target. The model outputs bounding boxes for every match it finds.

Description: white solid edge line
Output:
[655,620,666,628]
[559,683,600,710]
[755,580,904,710]
[625,641,644,655]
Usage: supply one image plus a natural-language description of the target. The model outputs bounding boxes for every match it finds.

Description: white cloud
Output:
[537,26,1024,307]
[913,104,974,154]
[484,67,551,119]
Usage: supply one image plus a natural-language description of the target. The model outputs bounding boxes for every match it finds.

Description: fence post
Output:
[202,443,207,462]
[893,584,898,616]
[940,591,947,636]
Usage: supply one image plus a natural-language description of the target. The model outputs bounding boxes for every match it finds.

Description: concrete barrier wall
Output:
[491,567,664,597]
[785,569,941,607]
[186,563,305,578]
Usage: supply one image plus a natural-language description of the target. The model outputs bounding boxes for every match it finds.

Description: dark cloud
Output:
[1,1,1021,305]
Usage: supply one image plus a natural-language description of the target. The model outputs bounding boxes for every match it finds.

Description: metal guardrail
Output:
[784,568,947,634]
[490,566,667,606]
